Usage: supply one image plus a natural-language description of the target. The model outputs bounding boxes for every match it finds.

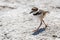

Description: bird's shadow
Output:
[32,28,45,35]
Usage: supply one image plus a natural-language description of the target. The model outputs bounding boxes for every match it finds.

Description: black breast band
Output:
[33,12,42,15]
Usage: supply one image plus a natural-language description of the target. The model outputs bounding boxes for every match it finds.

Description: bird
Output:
[29,7,49,32]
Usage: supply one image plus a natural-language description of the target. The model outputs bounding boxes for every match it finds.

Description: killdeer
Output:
[30,7,49,32]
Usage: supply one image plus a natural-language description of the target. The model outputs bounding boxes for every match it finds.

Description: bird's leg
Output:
[42,19,47,29]
[33,19,43,32]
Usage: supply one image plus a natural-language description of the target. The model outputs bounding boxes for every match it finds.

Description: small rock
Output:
[52,35,57,37]
[56,7,60,9]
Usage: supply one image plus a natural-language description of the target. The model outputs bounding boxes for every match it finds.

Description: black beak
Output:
[30,11,34,14]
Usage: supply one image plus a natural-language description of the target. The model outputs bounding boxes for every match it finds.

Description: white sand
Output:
[0,0,60,40]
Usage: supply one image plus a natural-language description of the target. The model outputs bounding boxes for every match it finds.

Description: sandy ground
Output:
[0,0,60,40]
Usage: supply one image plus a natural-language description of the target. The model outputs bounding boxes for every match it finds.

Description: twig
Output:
[0,5,16,9]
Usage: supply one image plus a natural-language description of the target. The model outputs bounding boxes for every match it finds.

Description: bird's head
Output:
[30,7,38,14]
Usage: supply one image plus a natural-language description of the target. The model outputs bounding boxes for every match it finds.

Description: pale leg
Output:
[42,20,47,29]
[33,18,43,32]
